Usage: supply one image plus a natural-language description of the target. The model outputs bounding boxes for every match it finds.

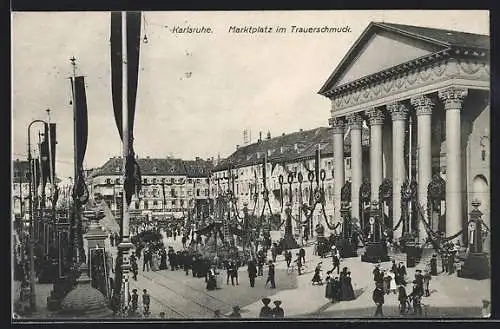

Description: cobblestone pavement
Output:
[14,235,490,320]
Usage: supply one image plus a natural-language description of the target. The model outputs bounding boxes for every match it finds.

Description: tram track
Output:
[144,270,234,309]
[139,271,222,317]
[130,275,187,318]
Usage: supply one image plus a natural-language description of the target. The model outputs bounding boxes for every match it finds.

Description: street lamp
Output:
[27,119,47,311]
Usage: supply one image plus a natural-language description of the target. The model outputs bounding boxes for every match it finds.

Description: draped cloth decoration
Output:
[111,11,142,206]
[40,123,56,192]
[71,76,89,205]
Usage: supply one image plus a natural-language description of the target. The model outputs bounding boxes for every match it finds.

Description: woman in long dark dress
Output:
[206,266,217,291]
[312,262,323,285]
[325,271,334,302]
[159,248,168,270]
[333,277,342,303]
[344,271,355,301]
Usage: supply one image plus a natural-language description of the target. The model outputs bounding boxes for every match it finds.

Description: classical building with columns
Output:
[319,22,489,245]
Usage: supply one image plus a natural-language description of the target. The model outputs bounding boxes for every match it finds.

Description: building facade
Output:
[12,160,31,221]
[87,157,214,219]
[212,127,370,235]
[318,22,490,244]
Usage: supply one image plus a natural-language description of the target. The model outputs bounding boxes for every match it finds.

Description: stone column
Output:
[366,109,385,201]
[347,113,363,222]
[438,87,468,239]
[329,117,345,222]
[411,95,434,241]
[388,102,409,240]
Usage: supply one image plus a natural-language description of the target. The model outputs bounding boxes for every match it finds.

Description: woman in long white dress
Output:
[389,270,397,294]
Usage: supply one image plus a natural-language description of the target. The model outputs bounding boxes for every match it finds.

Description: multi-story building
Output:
[319,22,489,245]
[87,156,214,219]
[212,127,369,236]
[12,160,59,220]
[12,160,31,221]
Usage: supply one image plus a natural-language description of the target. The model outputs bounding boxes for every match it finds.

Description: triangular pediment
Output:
[319,22,448,94]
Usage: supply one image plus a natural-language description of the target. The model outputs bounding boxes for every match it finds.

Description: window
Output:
[143,178,148,185]
[152,178,157,184]
[205,189,209,196]
[346,158,351,169]
[135,201,140,209]
[115,166,120,173]
[144,201,149,209]
[188,178,192,184]
[106,178,111,185]
[115,178,120,185]
[180,200,184,207]
[196,189,200,197]
[161,178,165,183]
[152,167,158,173]
[153,200,158,206]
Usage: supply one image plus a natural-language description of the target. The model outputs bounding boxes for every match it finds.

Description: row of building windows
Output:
[102,176,209,186]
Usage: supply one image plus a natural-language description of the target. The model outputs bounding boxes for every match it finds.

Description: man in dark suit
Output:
[372,283,385,317]
[266,261,276,289]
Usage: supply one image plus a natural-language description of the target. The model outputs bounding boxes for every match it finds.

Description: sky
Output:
[12,10,489,180]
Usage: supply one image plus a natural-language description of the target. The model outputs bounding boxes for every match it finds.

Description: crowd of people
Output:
[371,260,434,317]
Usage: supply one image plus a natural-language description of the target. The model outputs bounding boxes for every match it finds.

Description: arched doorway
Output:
[472,174,489,251]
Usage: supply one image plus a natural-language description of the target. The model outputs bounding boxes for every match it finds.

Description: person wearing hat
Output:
[423,269,431,297]
[259,298,273,318]
[131,288,139,313]
[142,289,151,316]
[414,270,424,296]
[408,280,423,316]
[214,309,223,318]
[481,299,491,318]
[229,305,242,318]
[331,247,340,275]
[265,260,276,289]
[397,284,408,315]
[430,254,438,276]
[247,259,258,288]
[372,282,385,317]
[272,300,284,318]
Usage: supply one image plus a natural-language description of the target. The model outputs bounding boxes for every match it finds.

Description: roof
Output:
[183,159,214,178]
[213,126,369,171]
[377,22,489,49]
[318,21,490,96]
[91,157,213,178]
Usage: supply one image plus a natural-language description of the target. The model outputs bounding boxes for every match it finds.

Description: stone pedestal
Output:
[335,205,358,258]
[361,242,390,263]
[336,237,358,258]
[458,253,490,280]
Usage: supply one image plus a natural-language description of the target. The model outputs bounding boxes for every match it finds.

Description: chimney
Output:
[236,145,240,150]
[282,133,285,136]
[196,157,200,161]
[299,128,303,132]
[266,130,271,140]
[259,131,262,142]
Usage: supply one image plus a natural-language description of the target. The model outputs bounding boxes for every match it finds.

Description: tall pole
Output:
[70,56,82,265]
[46,109,55,209]
[408,116,413,236]
[118,11,134,313]
[27,120,46,311]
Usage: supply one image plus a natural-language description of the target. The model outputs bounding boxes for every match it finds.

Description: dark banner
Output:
[73,76,88,168]
[111,11,142,206]
[40,123,56,184]
[315,147,320,185]
[71,75,90,205]
[33,158,40,188]
[110,11,142,143]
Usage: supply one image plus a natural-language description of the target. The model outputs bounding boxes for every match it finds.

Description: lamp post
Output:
[27,119,47,311]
